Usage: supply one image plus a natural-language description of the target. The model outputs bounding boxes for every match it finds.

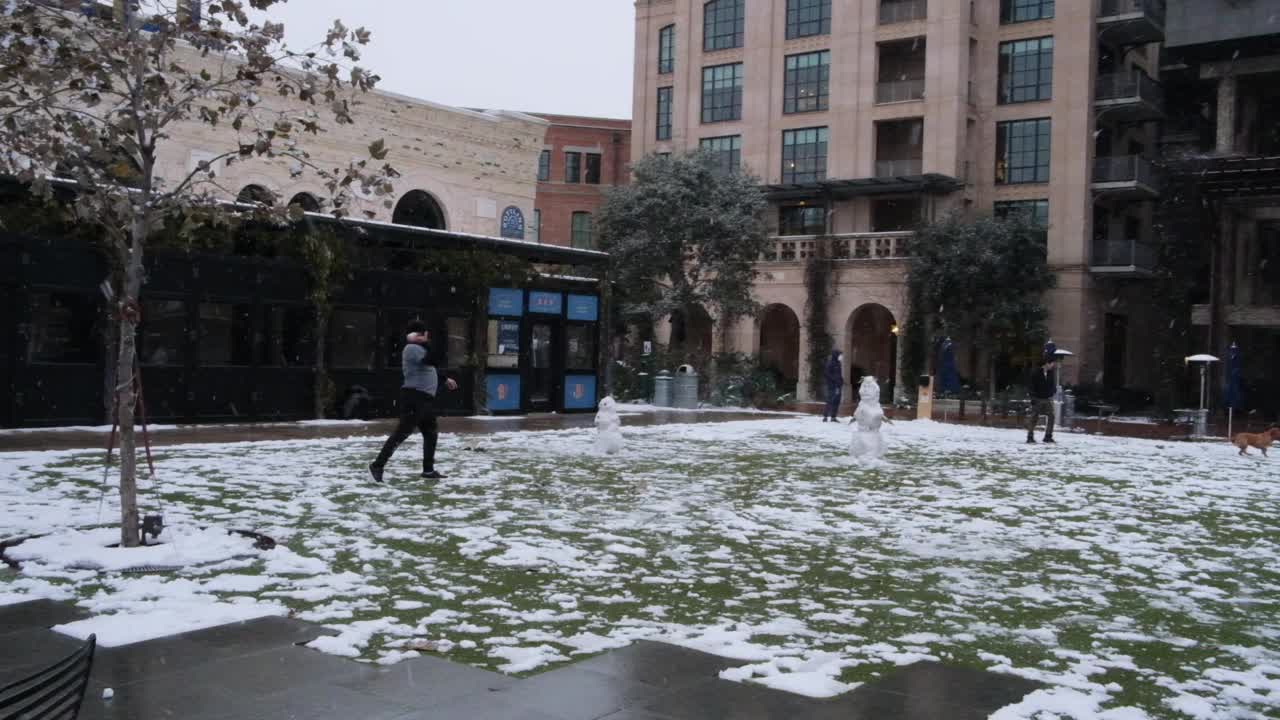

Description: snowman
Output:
[849,376,887,461]
[594,396,624,454]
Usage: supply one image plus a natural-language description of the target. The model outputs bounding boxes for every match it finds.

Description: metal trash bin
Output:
[653,370,673,407]
[673,364,699,409]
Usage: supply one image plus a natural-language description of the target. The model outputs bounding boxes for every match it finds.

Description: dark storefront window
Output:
[141,300,186,366]
[565,325,596,370]
[779,205,826,235]
[487,318,520,368]
[198,303,254,366]
[328,309,377,369]
[27,292,97,364]
[263,306,315,366]
[447,317,469,368]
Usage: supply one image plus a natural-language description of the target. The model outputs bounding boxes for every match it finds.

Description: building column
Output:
[796,324,811,402]
[1216,75,1237,156]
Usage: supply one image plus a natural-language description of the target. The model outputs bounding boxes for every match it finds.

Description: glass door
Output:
[529,321,556,410]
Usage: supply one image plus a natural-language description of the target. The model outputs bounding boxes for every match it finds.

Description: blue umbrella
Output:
[1224,342,1243,410]
[939,338,961,394]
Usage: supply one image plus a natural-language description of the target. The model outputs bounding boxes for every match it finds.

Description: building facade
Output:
[632,0,1169,401]
[528,115,632,250]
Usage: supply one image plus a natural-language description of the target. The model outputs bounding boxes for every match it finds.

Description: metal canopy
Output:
[764,173,962,201]
[1167,155,1280,197]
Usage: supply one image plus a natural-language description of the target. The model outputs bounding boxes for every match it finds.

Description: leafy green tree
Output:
[0,0,396,547]
[906,211,1056,396]
[596,151,769,350]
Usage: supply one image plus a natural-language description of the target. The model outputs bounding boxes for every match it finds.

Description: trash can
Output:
[1061,390,1075,430]
[673,364,699,409]
[653,370,673,407]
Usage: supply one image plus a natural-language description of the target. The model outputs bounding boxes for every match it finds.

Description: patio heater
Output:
[1052,348,1074,429]
[1184,353,1219,438]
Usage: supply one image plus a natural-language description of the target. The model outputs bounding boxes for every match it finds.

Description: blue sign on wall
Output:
[487,374,522,411]
[528,291,563,315]
[500,206,525,240]
[563,374,597,410]
[488,288,524,316]
[566,294,599,322]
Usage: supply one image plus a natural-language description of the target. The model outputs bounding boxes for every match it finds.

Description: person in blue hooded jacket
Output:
[822,349,844,422]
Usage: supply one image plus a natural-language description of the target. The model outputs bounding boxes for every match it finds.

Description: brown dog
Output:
[1234,427,1280,456]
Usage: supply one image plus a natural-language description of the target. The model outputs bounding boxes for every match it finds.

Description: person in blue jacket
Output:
[822,349,844,422]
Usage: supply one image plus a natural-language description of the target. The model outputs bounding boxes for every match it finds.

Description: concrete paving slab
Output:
[338,653,515,707]
[175,615,336,653]
[484,666,672,720]
[91,636,238,688]
[843,660,1044,718]
[640,677,833,720]
[0,598,89,633]
[0,627,86,685]
[567,640,743,690]
[219,683,417,720]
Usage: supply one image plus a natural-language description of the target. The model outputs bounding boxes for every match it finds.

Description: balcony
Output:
[875,158,923,177]
[760,232,913,263]
[1092,155,1160,198]
[879,0,926,25]
[1090,237,1156,277]
[1095,71,1164,123]
[1097,0,1165,46]
[876,78,925,104]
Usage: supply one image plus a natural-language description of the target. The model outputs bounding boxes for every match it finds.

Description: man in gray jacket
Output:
[369,320,457,482]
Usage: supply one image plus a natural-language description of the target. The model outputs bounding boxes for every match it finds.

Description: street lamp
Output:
[1184,353,1219,437]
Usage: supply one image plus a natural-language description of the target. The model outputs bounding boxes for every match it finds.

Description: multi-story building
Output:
[632,0,1168,402]
[528,115,632,249]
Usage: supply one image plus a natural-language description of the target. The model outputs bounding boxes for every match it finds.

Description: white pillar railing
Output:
[760,231,914,263]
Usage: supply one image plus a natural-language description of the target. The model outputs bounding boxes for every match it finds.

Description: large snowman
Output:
[849,375,887,461]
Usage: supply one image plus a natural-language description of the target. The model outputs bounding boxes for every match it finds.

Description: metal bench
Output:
[0,634,96,720]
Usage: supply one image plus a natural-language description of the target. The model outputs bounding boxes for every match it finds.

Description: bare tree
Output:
[0,0,398,547]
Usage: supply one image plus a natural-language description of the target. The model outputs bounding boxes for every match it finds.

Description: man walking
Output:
[822,349,844,422]
[369,320,457,482]
[1026,356,1057,444]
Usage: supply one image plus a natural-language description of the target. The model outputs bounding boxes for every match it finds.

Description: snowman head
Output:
[859,375,880,402]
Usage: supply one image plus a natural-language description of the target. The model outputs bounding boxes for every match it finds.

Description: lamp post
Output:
[1184,353,1219,438]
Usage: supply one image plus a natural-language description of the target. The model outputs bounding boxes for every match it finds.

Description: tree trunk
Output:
[313,308,329,419]
[116,239,144,548]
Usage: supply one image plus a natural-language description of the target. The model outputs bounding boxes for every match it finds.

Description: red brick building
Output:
[530,114,631,249]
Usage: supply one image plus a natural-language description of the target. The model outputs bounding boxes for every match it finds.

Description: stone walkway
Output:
[0,600,1043,720]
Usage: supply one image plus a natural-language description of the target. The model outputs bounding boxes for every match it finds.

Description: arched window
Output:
[236,184,276,206]
[392,190,447,230]
[287,192,321,212]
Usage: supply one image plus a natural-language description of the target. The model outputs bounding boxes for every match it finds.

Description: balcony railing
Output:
[1091,236,1155,270]
[1098,0,1166,24]
[1093,155,1157,186]
[875,158,923,177]
[1095,71,1163,105]
[879,0,926,25]
[761,232,914,263]
[876,78,925,104]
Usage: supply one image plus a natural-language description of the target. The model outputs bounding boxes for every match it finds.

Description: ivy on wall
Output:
[803,241,834,402]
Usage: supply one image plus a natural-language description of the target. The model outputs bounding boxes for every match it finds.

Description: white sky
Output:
[267,0,636,119]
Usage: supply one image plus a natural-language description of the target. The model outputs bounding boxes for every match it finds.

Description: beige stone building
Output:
[632,0,1168,401]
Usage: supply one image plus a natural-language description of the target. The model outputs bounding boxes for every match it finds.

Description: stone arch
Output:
[236,184,276,206]
[846,303,898,399]
[758,303,801,395]
[392,189,448,230]
[287,192,321,212]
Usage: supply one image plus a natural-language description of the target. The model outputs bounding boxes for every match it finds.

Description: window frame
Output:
[998,36,1054,104]
[786,0,832,40]
[584,153,602,185]
[699,134,742,175]
[536,149,550,181]
[701,62,744,123]
[1000,0,1054,24]
[783,50,830,115]
[657,86,674,141]
[571,212,594,249]
[994,199,1049,228]
[781,126,829,184]
[703,0,745,51]
[995,118,1052,185]
[658,24,675,74]
[564,152,581,183]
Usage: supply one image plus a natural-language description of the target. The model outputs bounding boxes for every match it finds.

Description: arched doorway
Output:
[236,184,275,206]
[847,304,898,399]
[287,192,321,212]
[759,304,800,395]
[392,190,447,230]
[670,305,713,357]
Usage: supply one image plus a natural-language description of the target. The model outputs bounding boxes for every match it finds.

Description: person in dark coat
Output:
[822,350,844,422]
[369,320,458,482]
[1026,357,1058,444]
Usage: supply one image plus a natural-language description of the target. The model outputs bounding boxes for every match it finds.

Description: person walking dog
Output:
[822,350,844,422]
[369,320,457,482]
[1026,356,1057,444]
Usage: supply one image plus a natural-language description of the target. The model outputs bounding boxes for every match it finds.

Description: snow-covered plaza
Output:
[1,416,1277,719]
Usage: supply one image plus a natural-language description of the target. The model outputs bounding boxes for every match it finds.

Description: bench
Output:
[0,634,96,720]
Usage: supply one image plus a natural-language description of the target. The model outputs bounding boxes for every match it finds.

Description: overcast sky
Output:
[267,0,636,119]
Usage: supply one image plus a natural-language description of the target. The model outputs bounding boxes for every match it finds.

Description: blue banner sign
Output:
[563,374,597,410]
[500,206,525,240]
[528,291,563,315]
[566,294,599,322]
[487,374,522,411]
[488,288,524,317]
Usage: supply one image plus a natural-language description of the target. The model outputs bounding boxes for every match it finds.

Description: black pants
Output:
[823,384,842,420]
[372,388,438,472]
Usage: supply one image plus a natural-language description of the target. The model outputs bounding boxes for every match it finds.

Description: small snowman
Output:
[849,375,887,462]
[594,396,624,454]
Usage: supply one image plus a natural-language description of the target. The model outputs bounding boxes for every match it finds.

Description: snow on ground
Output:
[1,418,1277,717]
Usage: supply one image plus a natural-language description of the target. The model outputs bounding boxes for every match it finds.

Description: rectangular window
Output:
[998,37,1053,104]
[1000,0,1054,23]
[585,153,602,184]
[784,51,830,114]
[700,135,742,174]
[565,325,597,370]
[658,24,675,74]
[327,309,377,369]
[262,306,314,367]
[786,0,831,39]
[531,209,541,243]
[565,152,581,183]
[141,299,186,366]
[703,0,744,51]
[572,212,594,249]
[537,149,550,181]
[446,316,469,369]
[656,87,673,141]
[198,302,254,366]
[701,63,743,123]
[782,127,829,184]
[872,197,923,231]
[487,318,519,369]
[779,205,826,235]
[994,199,1049,227]
[26,292,98,364]
[995,118,1051,184]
